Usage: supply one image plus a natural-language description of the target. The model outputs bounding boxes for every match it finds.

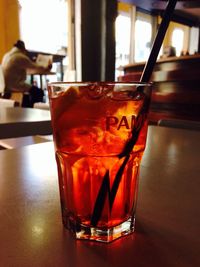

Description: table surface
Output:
[0,107,52,138]
[28,50,66,63]
[0,126,200,267]
[27,69,56,76]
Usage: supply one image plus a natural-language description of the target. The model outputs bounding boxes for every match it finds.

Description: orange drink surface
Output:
[48,82,151,242]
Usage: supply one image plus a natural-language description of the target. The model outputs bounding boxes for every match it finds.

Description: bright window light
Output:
[115,14,131,79]
[172,28,184,56]
[18,0,68,53]
[135,20,152,62]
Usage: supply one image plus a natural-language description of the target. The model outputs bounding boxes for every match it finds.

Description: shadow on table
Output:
[62,221,171,267]
[61,218,200,267]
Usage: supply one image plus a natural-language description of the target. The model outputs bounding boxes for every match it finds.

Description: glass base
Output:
[62,215,135,243]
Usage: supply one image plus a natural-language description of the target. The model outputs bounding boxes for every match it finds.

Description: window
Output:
[189,27,199,54]
[134,19,152,62]
[115,13,131,79]
[18,0,68,54]
[172,28,184,56]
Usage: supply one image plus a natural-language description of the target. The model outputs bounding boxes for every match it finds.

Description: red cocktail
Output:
[48,82,151,242]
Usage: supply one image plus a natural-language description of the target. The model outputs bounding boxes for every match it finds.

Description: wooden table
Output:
[28,50,66,81]
[0,126,200,267]
[0,107,52,138]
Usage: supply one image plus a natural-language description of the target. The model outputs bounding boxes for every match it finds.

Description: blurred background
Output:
[0,0,200,82]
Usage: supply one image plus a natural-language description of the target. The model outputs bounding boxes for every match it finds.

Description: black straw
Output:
[140,0,178,83]
[90,0,178,227]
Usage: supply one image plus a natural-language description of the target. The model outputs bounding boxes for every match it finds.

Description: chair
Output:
[0,65,5,96]
[0,65,23,106]
[158,119,200,131]
[0,98,15,108]
[10,92,24,106]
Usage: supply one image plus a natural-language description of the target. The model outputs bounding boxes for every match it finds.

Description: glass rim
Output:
[48,81,152,87]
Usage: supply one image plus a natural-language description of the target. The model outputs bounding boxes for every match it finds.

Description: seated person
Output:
[1,40,51,107]
[161,46,176,58]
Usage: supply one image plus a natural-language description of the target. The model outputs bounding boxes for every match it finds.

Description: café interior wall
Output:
[0,0,20,62]
[118,1,132,13]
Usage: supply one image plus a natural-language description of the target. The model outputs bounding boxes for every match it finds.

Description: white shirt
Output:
[2,47,44,92]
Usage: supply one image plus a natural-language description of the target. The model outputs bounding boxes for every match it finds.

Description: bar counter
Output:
[121,54,200,124]
[123,53,200,73]
[0,126,200,267]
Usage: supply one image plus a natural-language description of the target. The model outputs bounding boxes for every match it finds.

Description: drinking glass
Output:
[48,82,152,242]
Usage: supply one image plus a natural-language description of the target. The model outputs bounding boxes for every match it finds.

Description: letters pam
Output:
[106,115,136,131]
